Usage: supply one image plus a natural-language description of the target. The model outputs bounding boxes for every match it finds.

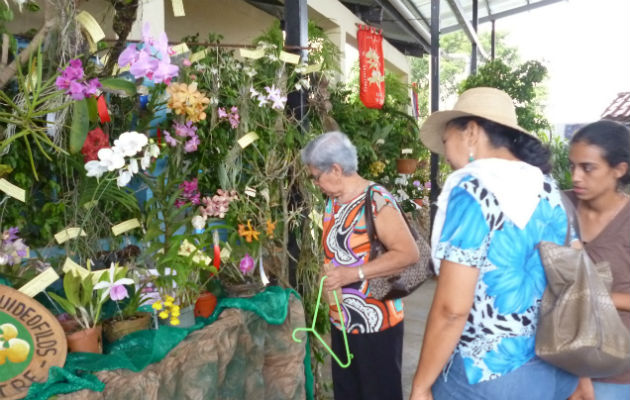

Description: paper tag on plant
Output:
[190,49,208,63]
[279,51,300,64]
[304,63,322,74]
[0,178,25,202]
[239,48,264,60]
[171,0,185,16]
[401,148,413,155]
[54,227,87,244]
[76,11,106,43]
[171,43,190,56]
[244,186,257,197]
[112,218,141,236]
[18,267,60,297]
[238,131,259,149]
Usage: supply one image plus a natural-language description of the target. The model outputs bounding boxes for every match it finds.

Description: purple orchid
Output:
[117,22,179,84]
[93,263,134,302]
[55,58,101,100]
[184,134,200,153]
[174,121,197,137]
[239,253,255,275]
[163,131,178,147]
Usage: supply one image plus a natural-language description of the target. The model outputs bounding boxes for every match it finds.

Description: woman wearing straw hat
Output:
[409,87,578,399]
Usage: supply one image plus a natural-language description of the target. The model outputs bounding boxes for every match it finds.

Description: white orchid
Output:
[85,160,108,178]
[117,169,133,187]
[114,131,148,157]
[97,147,125,171]
[191,215,207,231]
[93,263,135,302]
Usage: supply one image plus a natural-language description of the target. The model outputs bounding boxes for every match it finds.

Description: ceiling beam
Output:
[445,0,489,61]
[441,0,565,34]
[375,0,431,53]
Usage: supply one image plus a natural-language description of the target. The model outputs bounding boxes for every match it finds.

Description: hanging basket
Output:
[396,158,417,174]
[103,312,152,343]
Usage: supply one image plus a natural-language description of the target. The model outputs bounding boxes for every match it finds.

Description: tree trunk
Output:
[0,0,57,89]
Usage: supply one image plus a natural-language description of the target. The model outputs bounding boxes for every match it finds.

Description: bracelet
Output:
[357,265,365,280]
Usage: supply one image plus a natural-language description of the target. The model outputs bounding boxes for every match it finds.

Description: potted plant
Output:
[47,265,112,353]
[99,263,152,343]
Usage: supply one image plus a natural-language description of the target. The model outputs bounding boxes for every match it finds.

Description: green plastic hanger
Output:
[292,275,353,368]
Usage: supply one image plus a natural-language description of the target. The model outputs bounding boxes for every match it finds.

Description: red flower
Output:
[81,127,110,162]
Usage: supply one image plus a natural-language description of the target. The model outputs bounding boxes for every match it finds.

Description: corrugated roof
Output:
[601,92,630,123]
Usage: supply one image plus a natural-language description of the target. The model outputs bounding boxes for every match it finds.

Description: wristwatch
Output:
[357,266,365,280]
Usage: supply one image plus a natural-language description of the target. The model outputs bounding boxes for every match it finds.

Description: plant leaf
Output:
[100,78,137,97]
[69,99,89,153]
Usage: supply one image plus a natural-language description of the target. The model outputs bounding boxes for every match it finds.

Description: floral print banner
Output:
[358,25,385,109]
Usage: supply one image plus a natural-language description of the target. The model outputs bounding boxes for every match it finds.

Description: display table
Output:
[26,288,311,400]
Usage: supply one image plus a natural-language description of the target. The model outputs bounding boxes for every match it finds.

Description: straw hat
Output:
[419,87,536,154]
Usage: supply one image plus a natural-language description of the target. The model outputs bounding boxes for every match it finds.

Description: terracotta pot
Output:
[103,312,152,343]
[194,292,218,318]
[396,158,417,174]
[57,314,81,335]
[67,324,103,354]
[413,198,423,207]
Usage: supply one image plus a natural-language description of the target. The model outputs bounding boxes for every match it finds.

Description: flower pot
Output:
[159,304,196,328]
[396,158,417,174]
[413,198,423,207]
[103,312,152,343]
[66,324,103,354]
[194,292,218,318]
[57,314,82,335]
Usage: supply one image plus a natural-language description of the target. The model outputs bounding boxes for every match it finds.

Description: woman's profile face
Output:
[569,141,620,200]
[442,125,469,170]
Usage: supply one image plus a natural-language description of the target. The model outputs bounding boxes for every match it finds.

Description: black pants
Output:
[330,321,404,400]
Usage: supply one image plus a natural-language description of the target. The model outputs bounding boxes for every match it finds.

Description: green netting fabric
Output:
[26,286,314,400]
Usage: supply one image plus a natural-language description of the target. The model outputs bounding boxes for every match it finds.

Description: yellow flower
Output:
[237,220,260,243]
[152,301,163,311]
[166,82,210,123]
[171,308,180,317]
[171,305,180,313]
[165,295,175,303]
[164,300,173,308]
[159,311,169,319]
[170,318,180,326]
[265,219,276,238]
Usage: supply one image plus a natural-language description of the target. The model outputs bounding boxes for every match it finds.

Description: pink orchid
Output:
[239,254,255,275]
[184,134,200,153]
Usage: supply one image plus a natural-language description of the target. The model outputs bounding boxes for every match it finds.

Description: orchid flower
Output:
[93,263,134,302]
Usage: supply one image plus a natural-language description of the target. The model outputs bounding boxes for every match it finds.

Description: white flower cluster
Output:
[84,131,160,187]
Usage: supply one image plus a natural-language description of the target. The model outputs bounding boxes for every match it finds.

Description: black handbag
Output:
[364,184,434,300]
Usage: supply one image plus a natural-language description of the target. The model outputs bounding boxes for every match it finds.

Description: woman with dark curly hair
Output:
[568,120,630,400]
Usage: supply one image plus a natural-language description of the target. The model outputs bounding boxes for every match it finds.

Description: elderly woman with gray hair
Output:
[301,131,419,400]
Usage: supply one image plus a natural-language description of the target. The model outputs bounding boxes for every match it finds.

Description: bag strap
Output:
[364,184,418,259]
[559,191,581,245]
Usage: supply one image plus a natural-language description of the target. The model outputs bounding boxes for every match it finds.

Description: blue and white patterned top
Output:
[435,174,568,384]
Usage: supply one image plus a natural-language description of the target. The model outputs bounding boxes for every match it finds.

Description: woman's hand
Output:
[568,377,594,400]
[409,386,433,400]
[324,265,357,291]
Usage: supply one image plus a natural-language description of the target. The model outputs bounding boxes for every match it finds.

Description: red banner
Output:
[358,25,385,109]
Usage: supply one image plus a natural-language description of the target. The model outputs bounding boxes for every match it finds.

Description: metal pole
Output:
[284,0,308,287]
[471,0,478,74]
[284,0,308,126]
[429,0,440,228]
[491,20,496,60]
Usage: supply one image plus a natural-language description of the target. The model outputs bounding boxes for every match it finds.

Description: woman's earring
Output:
[468,152,475,162]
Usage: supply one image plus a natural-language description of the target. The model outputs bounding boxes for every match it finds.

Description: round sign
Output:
[0,285,67,400]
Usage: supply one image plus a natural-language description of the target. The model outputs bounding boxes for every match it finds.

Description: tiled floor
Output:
[402,278,436,399]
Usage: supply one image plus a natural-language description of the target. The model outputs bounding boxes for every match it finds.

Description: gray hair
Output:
[300,131,358,174]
